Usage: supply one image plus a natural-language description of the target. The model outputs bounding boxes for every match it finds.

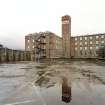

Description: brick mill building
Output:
[25,15,105,60]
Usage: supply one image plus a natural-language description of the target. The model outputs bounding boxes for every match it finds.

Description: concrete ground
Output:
[0,60,105,105]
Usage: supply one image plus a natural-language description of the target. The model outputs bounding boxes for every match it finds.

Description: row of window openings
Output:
[28,45,60,49]
[27,39,61,44]
[75,41,104,45]
[27,36,105,42]
[75,46,99,50]
[79,50,96,56]
[28,46,46,49]
[75,35,105,41]
[28,39,46,42]
[28,39,46,43]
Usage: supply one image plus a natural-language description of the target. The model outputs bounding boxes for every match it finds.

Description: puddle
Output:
[0,61,105,105]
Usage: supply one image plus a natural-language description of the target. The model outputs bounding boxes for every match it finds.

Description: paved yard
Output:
[0,61,105,105]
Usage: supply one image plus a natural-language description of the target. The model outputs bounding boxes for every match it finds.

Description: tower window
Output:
[62,20,69,24]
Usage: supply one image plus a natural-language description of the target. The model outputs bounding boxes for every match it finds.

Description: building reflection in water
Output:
[62,77,72,103]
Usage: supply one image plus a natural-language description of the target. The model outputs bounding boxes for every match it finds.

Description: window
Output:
[85,37,87,40]
[38,39,40,41]
[101,35,104,38]
[28,46,30,49]
[75,42,77,45]
[28,40,30,43]
[80,47,82,50]
[96,41,99,44]
[90,41,92,44]
[85,42,87,45]
[33,46,34,48]
[96,36,99,39]
[62,20,69,24]
[85,47,87,50]
[96,46,99,50]
[101,41,104,44]
[80,42,82,45]
[90,47,92,50]
[75,47,77,51]
[75,38,77,41]
[90,37,92,40]
[33,40,34,43]
[80,37,82,40]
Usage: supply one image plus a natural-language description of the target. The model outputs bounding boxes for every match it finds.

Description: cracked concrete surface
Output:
[0,61,105,105]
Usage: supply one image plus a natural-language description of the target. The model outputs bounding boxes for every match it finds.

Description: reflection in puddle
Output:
[31,62,105,105]
[0,61,105,105]
[62,77,71,103]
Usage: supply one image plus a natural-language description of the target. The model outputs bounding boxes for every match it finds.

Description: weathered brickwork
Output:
[73,34,105,58]
[62,15,71,58]
[0,48,31,62]
[25,32,63,60]
[25,15,105,60]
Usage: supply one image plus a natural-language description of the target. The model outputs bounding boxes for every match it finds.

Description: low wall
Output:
[0,48,32,63]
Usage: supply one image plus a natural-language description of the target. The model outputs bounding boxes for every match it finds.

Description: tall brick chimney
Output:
[62,15,71,58]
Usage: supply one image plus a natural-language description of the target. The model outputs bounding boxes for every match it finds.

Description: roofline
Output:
[25,31,62,39]
[72,33,105,38]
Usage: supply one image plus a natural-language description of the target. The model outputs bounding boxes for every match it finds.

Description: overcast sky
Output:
[0,0,105,49]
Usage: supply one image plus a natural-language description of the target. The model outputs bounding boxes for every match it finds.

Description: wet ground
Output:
[0,60,105,105]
